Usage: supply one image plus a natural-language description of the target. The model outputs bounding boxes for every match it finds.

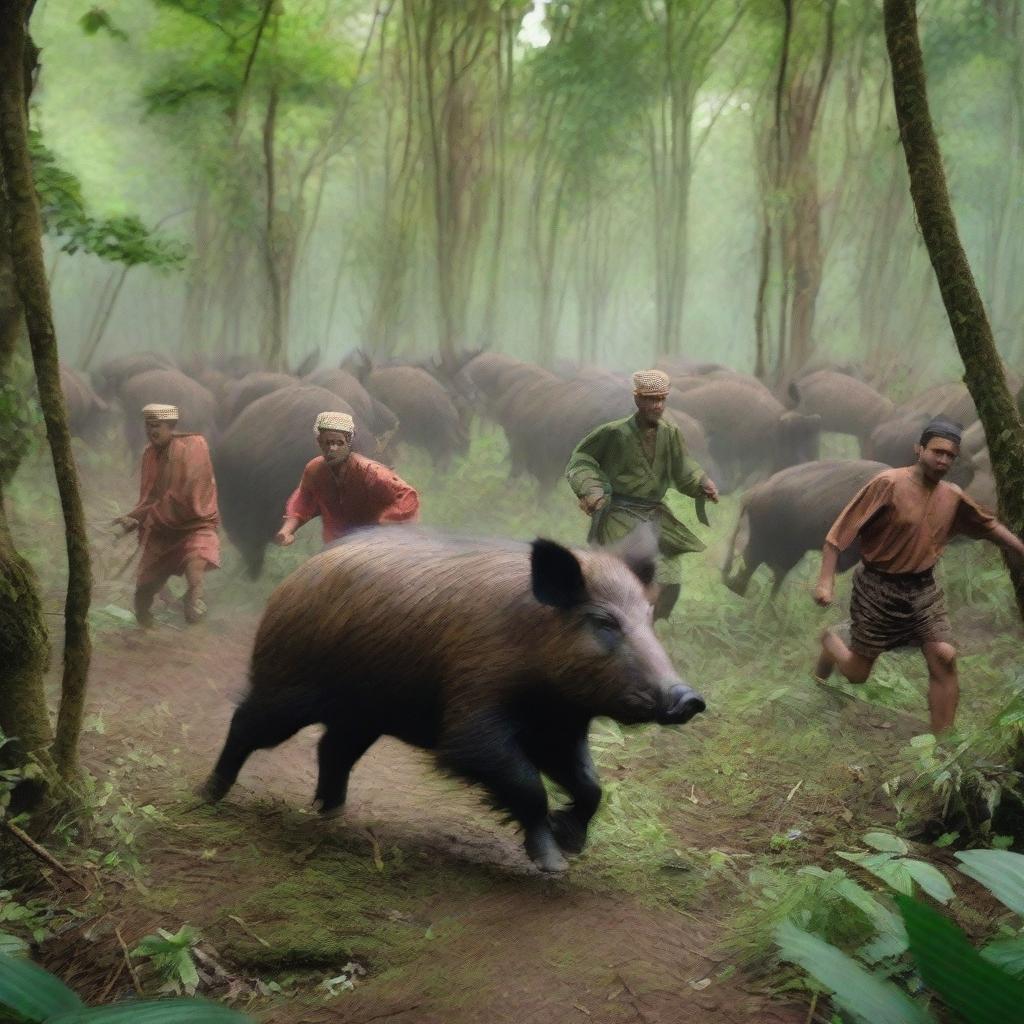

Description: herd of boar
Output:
[63,346,1014,595]
[60,347,1017,869]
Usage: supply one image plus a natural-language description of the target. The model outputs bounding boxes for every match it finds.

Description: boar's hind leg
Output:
[201,697,310,802]
[313,722,379,815]
[523,723,601,856]
[440,722,567,873]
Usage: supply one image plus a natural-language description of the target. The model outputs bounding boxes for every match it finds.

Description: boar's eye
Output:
[585,610,623,652]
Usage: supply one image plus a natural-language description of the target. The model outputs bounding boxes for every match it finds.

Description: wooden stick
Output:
[115,925,143,996]
[96,959,125,1003]
[1,818,90,892]
[227,914,271,948]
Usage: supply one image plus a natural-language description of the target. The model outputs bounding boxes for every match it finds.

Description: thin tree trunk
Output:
[884,0,1024,618]
[78,264,129,372]
[260,80,287,371]
[0,2,92,782]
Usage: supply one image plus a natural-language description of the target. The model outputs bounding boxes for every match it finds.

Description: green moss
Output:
[214,863,471,974]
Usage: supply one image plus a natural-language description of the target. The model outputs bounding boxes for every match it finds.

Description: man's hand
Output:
[578,491,607,516]
[813,581,834,607]
[700,477,719,503]
[274,528,296,547]
[112,515,138,534]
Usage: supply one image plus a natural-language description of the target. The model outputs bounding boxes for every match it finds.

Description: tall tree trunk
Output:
[0,230,52,798]
[884,0,1024,618]
[0,2,92,781]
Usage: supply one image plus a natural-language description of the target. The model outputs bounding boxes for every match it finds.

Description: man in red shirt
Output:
[114,403,221,627]
[274,411,419,548]
[813,416,1024,733]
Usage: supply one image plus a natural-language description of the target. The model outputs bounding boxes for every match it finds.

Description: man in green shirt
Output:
[566,369,719,620]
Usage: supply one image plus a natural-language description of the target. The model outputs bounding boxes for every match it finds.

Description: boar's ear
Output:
[610,521,659,587]
[531,539,588,608]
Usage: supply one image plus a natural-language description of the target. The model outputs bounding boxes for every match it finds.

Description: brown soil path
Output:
[58,609,803,1024]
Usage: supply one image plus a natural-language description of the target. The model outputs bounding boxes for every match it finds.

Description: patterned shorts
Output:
[845,564,953,660]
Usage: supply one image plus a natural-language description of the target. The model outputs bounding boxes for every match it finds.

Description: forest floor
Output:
[6,430,1023,1023]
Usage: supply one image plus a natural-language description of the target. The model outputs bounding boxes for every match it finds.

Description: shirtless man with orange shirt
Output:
[274,411,419,549]
[813,416,1024,733]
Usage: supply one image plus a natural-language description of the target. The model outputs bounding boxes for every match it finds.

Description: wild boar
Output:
[722,459,889,597]
[200,525,706,872]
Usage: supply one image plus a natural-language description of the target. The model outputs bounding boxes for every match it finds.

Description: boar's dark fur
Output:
[201,526,706,872]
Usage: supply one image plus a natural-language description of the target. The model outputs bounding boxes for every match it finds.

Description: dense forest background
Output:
[34,0,1024,379]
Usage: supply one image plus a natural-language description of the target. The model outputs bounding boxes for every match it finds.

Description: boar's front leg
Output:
[439,715,567,873]
[522,719,601,856]
[313,720,380,816]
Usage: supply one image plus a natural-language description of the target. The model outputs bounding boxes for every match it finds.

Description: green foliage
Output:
[78,8,129,42]
[775,919,930,1024]
[898,894,1024,1024]
[132,926,201,995]
[955,849,1024,916]
[0,353,43,487]
[837,833,955,904]
[0,951,253,1021]
[0,729,46,827]
[771,845,1024,1022]
[883,689,1024,841]
[30,129,186,268]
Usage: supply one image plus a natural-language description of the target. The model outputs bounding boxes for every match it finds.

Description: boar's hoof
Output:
[197,773,231,804]
[526,829,569,873]
[549,810,588,855]
[311,798,345,821]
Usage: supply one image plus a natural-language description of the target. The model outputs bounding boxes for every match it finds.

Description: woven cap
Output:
[314,411,355,435]
[631,369,670,396]
[920,416,963,445]
[141,403,179,420]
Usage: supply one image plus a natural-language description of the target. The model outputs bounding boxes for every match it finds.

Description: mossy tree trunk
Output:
[884,0,1024,620]
[0,1,92,782]
[0,230,52,795]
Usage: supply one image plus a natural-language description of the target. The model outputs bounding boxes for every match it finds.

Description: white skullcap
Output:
[314,411,355,435]
[141,403,179,420]
[631,369,670,396]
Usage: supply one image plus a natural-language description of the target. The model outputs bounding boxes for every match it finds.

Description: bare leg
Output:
[816,628,876,684]
[134,574,170,628]
[922,642,958,734]
[183,556,208,624]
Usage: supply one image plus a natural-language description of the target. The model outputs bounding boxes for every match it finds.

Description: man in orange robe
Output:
[274,410,419,548]
[115,403,220,627]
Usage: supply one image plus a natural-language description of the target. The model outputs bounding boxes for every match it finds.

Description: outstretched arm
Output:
[815,542,840,606]
[276,469,319,546]
[987,522,1024,562]
[669,430,717,502]
[566,426,612,514]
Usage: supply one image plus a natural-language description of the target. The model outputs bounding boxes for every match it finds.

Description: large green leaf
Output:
[863,832,911,855]
[838,851,915,895]
[0,933,28,957]
[0,952,82,1020]
[798,866,908,961]
[46,997,254,1022]
[898,895,1024,1024]
[902,861,955,905]
[981,934,1024,978]
[775,920,932,1024]
[955,850,1024,916]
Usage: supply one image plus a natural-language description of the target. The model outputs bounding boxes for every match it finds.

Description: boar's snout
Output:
[658,683,706,725]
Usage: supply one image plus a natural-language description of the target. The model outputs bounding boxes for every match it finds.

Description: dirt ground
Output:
[35,611,806,1024]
